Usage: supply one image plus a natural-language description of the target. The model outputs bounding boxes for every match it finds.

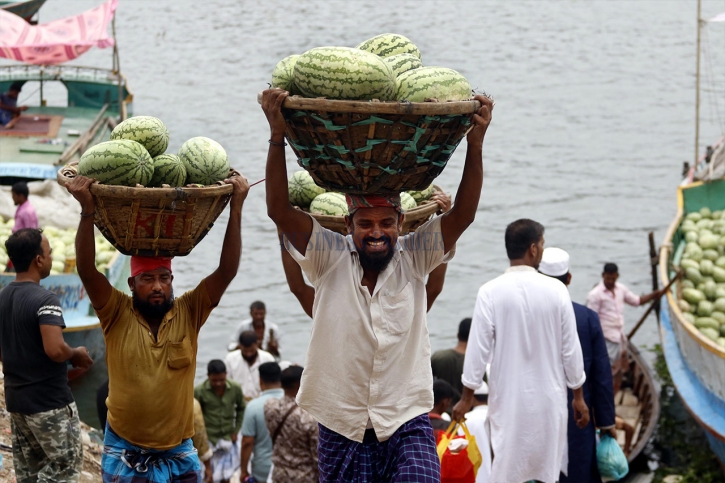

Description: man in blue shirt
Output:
[0,81,28,129]
[540,247,617,482]
[240,362,283,483]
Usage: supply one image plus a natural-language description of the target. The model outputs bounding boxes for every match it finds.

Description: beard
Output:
[356,235,395,273]
[242,351,258,364]
[133,290,175,320]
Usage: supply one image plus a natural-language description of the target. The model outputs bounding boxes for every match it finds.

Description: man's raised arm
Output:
[261,88,312,255]
[205,175,249,307]
[440,95,493,253]
[66,176,112,310]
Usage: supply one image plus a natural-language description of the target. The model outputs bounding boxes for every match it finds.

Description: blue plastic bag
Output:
[596,434,629,481]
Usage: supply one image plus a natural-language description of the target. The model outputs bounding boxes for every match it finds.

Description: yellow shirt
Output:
[97,280,213,449]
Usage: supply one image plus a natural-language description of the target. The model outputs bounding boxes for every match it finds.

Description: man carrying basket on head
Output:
[261,88,493,482]
[65,173,249,483]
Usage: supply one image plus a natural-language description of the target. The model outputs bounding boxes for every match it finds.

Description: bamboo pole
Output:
[627,271,682,340]
[648,232,660,321]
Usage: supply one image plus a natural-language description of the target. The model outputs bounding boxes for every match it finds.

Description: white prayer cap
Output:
[539,247,570,277]
[474,381,489,395]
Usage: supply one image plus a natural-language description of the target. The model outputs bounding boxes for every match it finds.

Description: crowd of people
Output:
[0,87,667,483]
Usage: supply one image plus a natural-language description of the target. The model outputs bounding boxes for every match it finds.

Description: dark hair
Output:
[603,263,618,274]
[433,379,455,405]
[474,393,489,404]
[238,330,258,347]
[542,272,569,285]
[207,359,226,375]
[9,81,25,92]
[457,318,472,342]
[281,365,304,390]
[259,362,281,384]
[250,301,266,311]
[5,228,43,273]
[505,219,545,260]
[11,181,29,198]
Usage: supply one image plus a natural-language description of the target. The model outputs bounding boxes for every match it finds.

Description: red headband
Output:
[130,256,173,277]
[345,194,402,215]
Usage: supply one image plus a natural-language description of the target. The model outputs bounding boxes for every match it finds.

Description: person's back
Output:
[431,318,471,403]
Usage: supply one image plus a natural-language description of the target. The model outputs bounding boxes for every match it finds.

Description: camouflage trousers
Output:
[10,401,84,483]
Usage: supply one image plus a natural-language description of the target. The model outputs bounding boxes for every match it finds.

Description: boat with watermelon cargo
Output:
[0,0,131,379]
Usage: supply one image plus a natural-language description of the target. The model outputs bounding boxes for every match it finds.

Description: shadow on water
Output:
[69,358,108,431]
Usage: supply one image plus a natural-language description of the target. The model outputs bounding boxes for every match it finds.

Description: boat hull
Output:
[63,321,103,380]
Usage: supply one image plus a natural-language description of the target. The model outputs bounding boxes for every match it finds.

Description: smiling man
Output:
[261,88,493,482]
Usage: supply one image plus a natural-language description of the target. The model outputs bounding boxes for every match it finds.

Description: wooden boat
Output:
[0,0,46,22]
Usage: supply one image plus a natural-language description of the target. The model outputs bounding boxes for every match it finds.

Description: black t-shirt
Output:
[0,282,74,414]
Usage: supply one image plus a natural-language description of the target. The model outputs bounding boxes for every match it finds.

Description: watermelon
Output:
[357,33,422,60]
[407,184,434,204]
[271,54,300,93]
[150,154,187,187]
[700,327,720,341]
[400,192,417,211]
[396,67,472,102]
[178,137,230,186]
[78,139,154,187]
[288,170,325,207]
[111,116,169,158]
[384,53,423,77]
[294,47,396,101]
[310,192,348,216]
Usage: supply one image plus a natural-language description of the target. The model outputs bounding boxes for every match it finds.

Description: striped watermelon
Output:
[400,192,417,211]
[78,140,154,186]
[407,184,434,203]
[384,53,423,78]
[111,116,169,158]
[289,170,325,207]
[294,47,396,101]
[178,137,230,186]
[357,33,422,60]
[396,67,472,102]
[271,54,300,94]
[150,154,187,187]
[310,192,348,216]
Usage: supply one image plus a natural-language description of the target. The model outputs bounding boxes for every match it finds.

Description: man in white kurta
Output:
[454,219,588,483]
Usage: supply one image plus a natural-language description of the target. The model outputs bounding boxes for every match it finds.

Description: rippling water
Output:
[12,0,725,427]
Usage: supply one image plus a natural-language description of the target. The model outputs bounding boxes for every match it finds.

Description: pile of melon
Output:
[676,207,725,347]
[271,33,473,103]
[76,116,230,188]
[288,170,433,216]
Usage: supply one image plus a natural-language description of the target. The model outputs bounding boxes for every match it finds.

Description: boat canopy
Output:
[0,0,116,65]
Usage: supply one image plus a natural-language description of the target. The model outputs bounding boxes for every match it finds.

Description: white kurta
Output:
[462,266,585,483]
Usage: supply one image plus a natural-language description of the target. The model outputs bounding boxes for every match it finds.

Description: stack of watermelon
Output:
[271,33,472,103]
[289,170,434,216]
[76,116,230,188]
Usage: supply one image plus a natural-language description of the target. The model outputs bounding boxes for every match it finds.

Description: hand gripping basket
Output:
[57,163,237,257]
[302,185,444,236]
[263,95,480,194]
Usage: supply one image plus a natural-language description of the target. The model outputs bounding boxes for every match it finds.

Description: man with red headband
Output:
[261,88,493,483]
[66,174,249,483]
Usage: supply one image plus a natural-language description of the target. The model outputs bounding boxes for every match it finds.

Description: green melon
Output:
[310,192,348,216]
[150,154,187,187]
[407,184,434,204]
[384,53,423,77]
[396,67,472,102]
[271,54,300,93]
[400,192,417,211]
[294,47,396,101]
[78,139,154,187]
[288,170,325,207]
[111,116,169,158]
[178,137,230,185]
[357,33,422,60]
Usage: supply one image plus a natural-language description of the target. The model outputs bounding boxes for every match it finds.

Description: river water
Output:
[17,0,725,427]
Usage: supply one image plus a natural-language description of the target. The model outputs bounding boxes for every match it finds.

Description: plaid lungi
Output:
[101,425,202,483]
[318,413,440,483]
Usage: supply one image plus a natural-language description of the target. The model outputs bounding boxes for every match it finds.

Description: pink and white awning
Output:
[0,0,117,65]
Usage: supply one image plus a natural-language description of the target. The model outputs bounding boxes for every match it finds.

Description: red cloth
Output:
[130,256,172,277]
[345,194,401,215]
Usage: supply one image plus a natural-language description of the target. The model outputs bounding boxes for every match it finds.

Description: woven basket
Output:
[261,94,479,194]
[57,163,236,257]
[302,185,443,236]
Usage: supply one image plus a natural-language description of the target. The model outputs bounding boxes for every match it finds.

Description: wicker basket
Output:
[261,94,480,195]
[57,163,236,257]
[302,185,444,236]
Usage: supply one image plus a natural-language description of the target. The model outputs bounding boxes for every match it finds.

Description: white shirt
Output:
[286,216,453,443]
[227,319,282,353]
[458,405,491,483]
[462,266,585,483]
[224,348,276,400]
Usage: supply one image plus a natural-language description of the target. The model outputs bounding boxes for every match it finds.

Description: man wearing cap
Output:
[540,248,617,483]
[453,219,589,483]
[261,88,493,482]
[66,173,249,482]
